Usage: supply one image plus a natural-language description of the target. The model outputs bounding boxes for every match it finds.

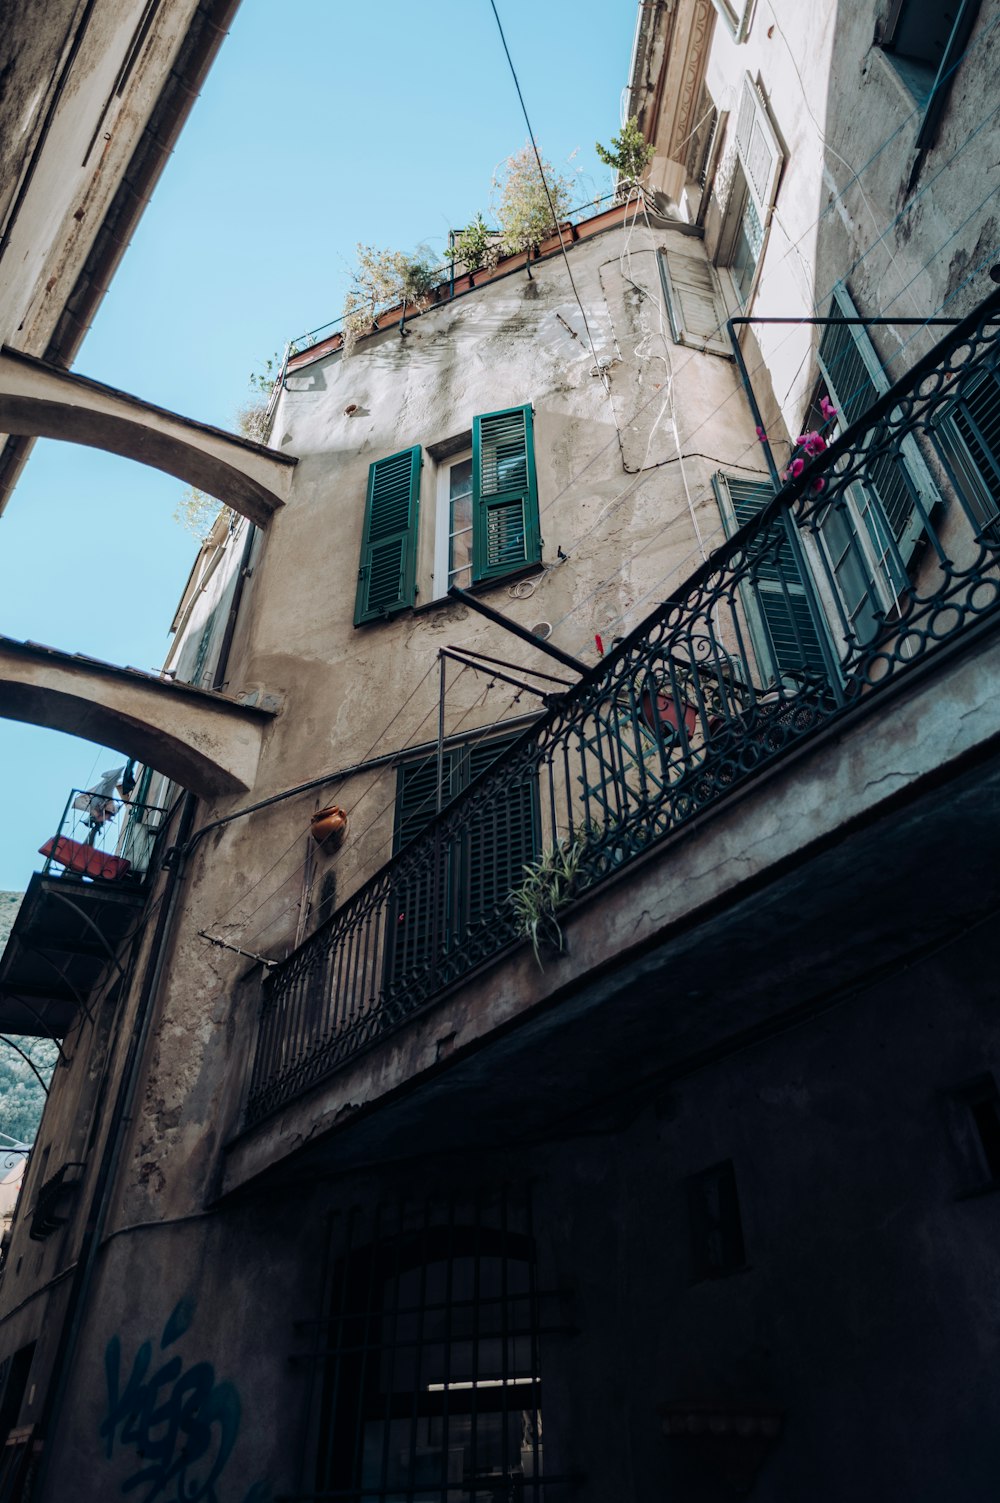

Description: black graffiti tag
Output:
[100,1300,241,1503]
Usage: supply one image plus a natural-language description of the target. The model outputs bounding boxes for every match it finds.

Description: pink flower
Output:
[784,457,805,481]
[819,396,838,422]
[755,425,768,443]
[796,431,827,457]
[810,476,826,494]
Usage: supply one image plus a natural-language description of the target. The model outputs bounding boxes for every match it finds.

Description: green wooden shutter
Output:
[354,446,421,625]
[389,751,456,991]
[462,737,537,933]
[714,473,828,685]
[471,406,540,582]
[817,284,938,567]
[933,367,1000,539]
[390,736,538,982]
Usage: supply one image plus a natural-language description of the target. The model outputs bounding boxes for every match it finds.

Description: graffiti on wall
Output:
[100,1298,270,1503]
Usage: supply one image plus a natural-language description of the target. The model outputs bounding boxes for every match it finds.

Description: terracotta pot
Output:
[310,805,348,848]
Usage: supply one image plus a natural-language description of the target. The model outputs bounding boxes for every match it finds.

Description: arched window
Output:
[312,1197,545,1502]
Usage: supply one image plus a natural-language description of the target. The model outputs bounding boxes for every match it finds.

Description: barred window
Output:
[308,1192,559,1503]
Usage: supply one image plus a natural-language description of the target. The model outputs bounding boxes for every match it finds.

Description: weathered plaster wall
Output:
[0,221,770,1454]
[96,222,769,1222]
[699,0,1000,434]
[34,924,1000,1502]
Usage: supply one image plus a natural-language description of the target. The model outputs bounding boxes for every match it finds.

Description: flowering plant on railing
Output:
[756,406,838,494]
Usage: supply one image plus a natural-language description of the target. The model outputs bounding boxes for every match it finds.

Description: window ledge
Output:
[414,562,545,615]
[869,43,931,114]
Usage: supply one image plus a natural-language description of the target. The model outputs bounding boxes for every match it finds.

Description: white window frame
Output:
[717,74,783,308]
[432,448,474,599]
[710,0,757,44]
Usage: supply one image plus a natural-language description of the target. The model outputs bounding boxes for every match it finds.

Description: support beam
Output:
[0,636,275,797]
[0,347,296,526]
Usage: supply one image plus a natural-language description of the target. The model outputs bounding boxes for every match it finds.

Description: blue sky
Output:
[0,0,634,889]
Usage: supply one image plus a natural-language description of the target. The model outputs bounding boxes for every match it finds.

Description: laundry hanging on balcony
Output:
[72,767,126,830]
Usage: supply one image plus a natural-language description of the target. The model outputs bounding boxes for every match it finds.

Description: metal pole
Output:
[727,318,782,490]
[436,652,447,814]
[448,586,587,673]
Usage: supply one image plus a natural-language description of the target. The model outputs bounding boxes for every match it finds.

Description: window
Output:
[448,454,474,589]
[659,250,731,356]
[388,735,538,994]
[717,74,783,308]
[812,283,939,645]
[357,406,541,623]
[709,0,756,42]
[712,474,828,686]
[687,1160,746,1279]
[878,0,980,146]
[433,449,474,597]
[312,1194,546,1503]
[931,364,1000,540]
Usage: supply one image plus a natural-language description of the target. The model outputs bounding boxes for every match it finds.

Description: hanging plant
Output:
[510,827,592,968]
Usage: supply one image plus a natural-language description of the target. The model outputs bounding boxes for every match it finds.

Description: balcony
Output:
[0,787,166,1039]
[241,289,1000,1140]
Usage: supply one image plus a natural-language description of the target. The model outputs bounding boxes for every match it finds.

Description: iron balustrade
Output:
[246,290,1000,1127]
[41,788,168,882]
[286,193,625,358]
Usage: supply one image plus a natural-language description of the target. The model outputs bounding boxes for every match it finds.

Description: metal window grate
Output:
[296,1188,572,1503]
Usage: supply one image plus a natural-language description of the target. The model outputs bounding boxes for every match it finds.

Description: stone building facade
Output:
[0,2,998,1500]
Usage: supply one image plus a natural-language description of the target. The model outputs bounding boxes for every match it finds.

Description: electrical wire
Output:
[234,663,478,944]
[243,669,534,950]
[531,156,1000,653]
[488,0,611,390]
[239,231,996,955]
[530,79,1000,541]
[207,655,441,932]
[561,243,1000,655]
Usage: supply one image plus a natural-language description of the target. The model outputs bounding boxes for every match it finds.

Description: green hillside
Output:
[0,893,57,1146]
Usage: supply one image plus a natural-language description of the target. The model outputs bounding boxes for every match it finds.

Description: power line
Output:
[488,0,610,390]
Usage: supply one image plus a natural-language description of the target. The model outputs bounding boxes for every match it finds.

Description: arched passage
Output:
[0,636,274,797]
[0,346,296,526]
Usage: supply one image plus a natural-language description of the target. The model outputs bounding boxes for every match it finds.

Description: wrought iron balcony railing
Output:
[40,787,167,883]
[245,288,1000,1127]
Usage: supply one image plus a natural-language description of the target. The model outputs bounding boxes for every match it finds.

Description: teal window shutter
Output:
[714,473,828,685]
[388,736,537,991]
[354,446,421,625]
[932,366,1000,540]
[471,406,540,583]
[463,736,538,931]
[817,284,938,569]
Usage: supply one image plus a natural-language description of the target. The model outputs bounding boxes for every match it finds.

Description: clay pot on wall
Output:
[311,806,348,849]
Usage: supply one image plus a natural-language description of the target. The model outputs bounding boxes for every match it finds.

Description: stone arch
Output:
[0,637,273,797]
[0,346,296,526]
